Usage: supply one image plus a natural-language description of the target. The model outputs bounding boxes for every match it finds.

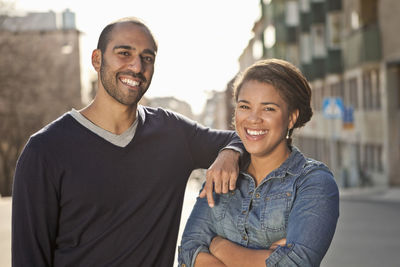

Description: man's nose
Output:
[127,56,143,73]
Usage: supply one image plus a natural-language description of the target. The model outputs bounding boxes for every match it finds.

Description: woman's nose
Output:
[247,111,262,123]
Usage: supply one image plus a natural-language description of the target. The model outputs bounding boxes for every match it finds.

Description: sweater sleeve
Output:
[12,137,60,267]
[175,113,244,169]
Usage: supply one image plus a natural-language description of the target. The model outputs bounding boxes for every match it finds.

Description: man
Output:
[12,17,243,266]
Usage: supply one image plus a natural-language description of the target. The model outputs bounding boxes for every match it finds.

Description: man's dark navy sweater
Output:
[12,106,243,267]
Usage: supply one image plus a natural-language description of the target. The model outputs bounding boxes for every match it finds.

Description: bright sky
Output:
[12,0,260,114]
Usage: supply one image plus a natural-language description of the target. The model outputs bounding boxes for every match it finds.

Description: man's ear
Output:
[289,109,299,130]
[92,49,101,72]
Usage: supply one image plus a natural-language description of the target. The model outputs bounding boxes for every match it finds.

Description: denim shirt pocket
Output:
[212,191,233,221]
[260,191,292,232]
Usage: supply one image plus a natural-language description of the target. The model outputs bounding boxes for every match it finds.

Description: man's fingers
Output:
[203,175,215,208]
[206,188,215,208]
[213,173,222,194]
[229,171,238,191]
[199,187,206,198]
[221,171,230,193]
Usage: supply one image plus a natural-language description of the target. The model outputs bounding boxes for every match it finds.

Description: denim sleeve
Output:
[178,191,218,267]
[266,167,339,267]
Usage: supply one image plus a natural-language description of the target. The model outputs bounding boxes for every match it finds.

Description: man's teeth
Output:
[247,129,266,136]
[121,78,140,87]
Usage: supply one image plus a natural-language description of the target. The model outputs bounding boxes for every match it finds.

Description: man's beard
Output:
[99,58,148,106]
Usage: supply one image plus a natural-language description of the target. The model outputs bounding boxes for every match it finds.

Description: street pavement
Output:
[0,196,11,267]
[1,184,400,267]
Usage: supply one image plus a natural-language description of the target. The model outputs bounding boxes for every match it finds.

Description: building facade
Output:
[0,10,82,196]
[237,0,400,188]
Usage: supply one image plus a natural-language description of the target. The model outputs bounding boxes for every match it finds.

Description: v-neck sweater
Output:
[12,105,243,267]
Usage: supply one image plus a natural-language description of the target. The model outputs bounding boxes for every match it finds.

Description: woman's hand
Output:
[208,236,287,267]
[270,238,287,250]
[209,236,226,256]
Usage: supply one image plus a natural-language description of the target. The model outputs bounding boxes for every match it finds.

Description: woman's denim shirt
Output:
[178,146,339,267]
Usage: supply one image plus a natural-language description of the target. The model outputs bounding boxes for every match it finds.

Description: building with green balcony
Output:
[237,0,400,188]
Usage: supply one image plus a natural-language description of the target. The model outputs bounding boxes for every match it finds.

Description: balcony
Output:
[311,1,326,24]
[312,57,326,80]
[326,0,342,11]
[300,12,311,32]
[326,49,343,74]
[343,24,382,69]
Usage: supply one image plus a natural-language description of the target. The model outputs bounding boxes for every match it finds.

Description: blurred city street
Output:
[1,184,400,267]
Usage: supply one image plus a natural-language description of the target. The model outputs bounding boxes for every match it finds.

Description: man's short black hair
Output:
[97,17,158,54]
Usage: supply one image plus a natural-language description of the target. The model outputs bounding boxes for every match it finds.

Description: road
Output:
[0,197,11,267]
[322,198,400,267]
[1,186,400,267]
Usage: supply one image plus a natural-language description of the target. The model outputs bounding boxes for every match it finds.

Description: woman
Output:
[178,59,339,267]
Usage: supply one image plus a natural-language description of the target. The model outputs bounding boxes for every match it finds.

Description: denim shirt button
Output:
[181,264,186,267]
[242,210,246,214]
[255,193,260,198]
[248,191,253,195]
[242,235,248,241]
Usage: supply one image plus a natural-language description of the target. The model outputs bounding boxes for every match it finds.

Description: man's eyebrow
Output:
[113,45,133,50]
[113,45,156,57]
[143,49,156,57]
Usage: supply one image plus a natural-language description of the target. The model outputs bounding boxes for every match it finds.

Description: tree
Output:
[0,5,82,196]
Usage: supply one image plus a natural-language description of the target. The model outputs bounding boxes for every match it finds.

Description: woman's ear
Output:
[289,109,299,130]
[91,49,102,72]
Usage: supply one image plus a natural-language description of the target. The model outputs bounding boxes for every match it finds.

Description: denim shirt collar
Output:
[239,146,306,181]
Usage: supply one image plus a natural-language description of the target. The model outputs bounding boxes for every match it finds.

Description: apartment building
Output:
[237,0,400,188]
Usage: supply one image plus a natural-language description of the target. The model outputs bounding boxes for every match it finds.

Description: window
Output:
[326,12,342,48]
[299,33,312,64]
[330,82,344,99]
[263,25,276,49]
[363,143,383,172]
[311,24,326,57]
[360,0,378,27]
[362,69,381,110]
[286,1,299,27]
[336,140,344,168]
[311,86,322,111]
[252,39,264,60]
[299,0,310,12]
[347,77,359,109]
[397,66,400,109]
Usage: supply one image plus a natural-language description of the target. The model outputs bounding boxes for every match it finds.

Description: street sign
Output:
[322,97,344,119]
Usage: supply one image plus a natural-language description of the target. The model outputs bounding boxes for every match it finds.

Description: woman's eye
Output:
[264,107,275,111]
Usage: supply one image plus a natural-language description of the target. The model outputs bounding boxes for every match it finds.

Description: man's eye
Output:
[142,56,154,63]
[119,51,130,56]
[238,105,249,109]
[264,107,275,111]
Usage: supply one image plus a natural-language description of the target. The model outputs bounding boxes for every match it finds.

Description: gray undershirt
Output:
[68,109,138,147]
